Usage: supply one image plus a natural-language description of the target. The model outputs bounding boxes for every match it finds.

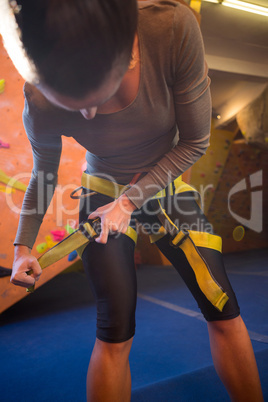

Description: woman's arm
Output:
[124,4,211,208]
[12,89,62,287]
[14,85,62,249]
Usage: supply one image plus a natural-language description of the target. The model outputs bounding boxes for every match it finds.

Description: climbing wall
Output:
[206,140,268,253]
[0,38,86,313]
[190,121,268,253]
[190,122,237,215]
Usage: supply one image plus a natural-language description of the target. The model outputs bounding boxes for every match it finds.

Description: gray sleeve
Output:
[125,5,211,209]
[14,96,62,249]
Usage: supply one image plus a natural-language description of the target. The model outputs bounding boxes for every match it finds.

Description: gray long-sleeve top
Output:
[15,0,211,248]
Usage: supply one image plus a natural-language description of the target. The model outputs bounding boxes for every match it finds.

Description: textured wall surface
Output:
[0,38,86,311]
[190,121,268,253]
[237,85,268,150]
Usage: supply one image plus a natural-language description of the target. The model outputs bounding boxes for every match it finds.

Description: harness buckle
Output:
[79,218,101,241]
[170,229,190,248]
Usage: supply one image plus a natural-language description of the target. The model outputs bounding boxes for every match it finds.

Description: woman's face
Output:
[37,64,126,120]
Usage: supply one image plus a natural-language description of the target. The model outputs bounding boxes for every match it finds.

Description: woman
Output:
[2,0,263,400]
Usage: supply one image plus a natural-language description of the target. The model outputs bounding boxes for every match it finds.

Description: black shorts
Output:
[79,190,240,343]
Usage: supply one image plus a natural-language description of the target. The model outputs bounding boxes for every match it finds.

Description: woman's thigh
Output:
[136,192,240,321]
[79,192,137,343]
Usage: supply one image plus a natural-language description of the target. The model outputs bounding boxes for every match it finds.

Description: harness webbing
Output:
[28,173,228,312]
[156,200,228,312]
[27,221,137,293]
[80,173,199,201]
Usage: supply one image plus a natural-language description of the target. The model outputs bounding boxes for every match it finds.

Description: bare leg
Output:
[87,337,133,402]
[208,315,263,401]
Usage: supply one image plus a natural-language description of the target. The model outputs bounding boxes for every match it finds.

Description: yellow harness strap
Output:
[151,228,222,252]
[171,232,228,311]
[26,221,97,293]
[156,201,229,312]
[76,225,137,259]
[38,224,92,270]
[27,221,137,293]
[81,174,129,198]
[81,173,199,201]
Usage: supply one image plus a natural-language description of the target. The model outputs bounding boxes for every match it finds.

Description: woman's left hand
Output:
[88,194,137,244]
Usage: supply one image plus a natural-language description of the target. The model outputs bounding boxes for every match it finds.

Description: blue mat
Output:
[0,249,267,401]
[132,349,268,401]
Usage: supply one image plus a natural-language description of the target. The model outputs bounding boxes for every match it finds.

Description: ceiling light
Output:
[202,0,268,17]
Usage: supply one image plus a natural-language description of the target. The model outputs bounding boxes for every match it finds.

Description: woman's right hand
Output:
[11,245,42,288]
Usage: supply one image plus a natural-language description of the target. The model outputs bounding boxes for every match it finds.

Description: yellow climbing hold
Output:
[0,79,5,94]
[36,242,48,253]
[45,235,58,249]
[0,185,15,194]
[233,226,245,242]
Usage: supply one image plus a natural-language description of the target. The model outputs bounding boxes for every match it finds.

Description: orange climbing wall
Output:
[0,38,86,313]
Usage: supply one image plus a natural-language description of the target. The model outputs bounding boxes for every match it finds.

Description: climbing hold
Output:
[36,242,48,253]
[233,226,245,242]
[0,139,10,148]
[200,172,206,178]
[216,162,222,168]
[68,250,78,261]
[0,185,15,194]
[65,224,76,235]
[0,169,27,191]
[45,235,57,249]
[51,229,65,242]
[0,79,5,94]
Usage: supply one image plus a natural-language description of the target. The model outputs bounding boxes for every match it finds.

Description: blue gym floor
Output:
[0,248,267,401]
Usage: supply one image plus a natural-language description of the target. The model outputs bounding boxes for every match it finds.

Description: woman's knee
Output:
[96,297,136,343]
[95,337,134,359]
[207,315,243,336]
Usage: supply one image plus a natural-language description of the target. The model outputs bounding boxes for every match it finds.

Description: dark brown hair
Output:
[16,0,138,98]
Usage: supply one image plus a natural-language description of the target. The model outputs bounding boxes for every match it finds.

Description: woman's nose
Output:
[80,107,98,120]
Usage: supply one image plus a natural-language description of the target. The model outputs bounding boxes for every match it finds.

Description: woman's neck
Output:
[97,34,140,114]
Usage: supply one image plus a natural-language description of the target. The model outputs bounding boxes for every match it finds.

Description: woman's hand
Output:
[88,194,137,244]
[11,245,42,288]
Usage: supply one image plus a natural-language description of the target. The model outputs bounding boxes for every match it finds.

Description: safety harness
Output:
[27,218,137,293]
[28,173,229,312]
[155,200,228,311]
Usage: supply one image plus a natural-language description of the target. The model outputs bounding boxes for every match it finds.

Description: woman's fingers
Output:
[11,255,42,288]
[88,199,132,244]
[95,220,110,244]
